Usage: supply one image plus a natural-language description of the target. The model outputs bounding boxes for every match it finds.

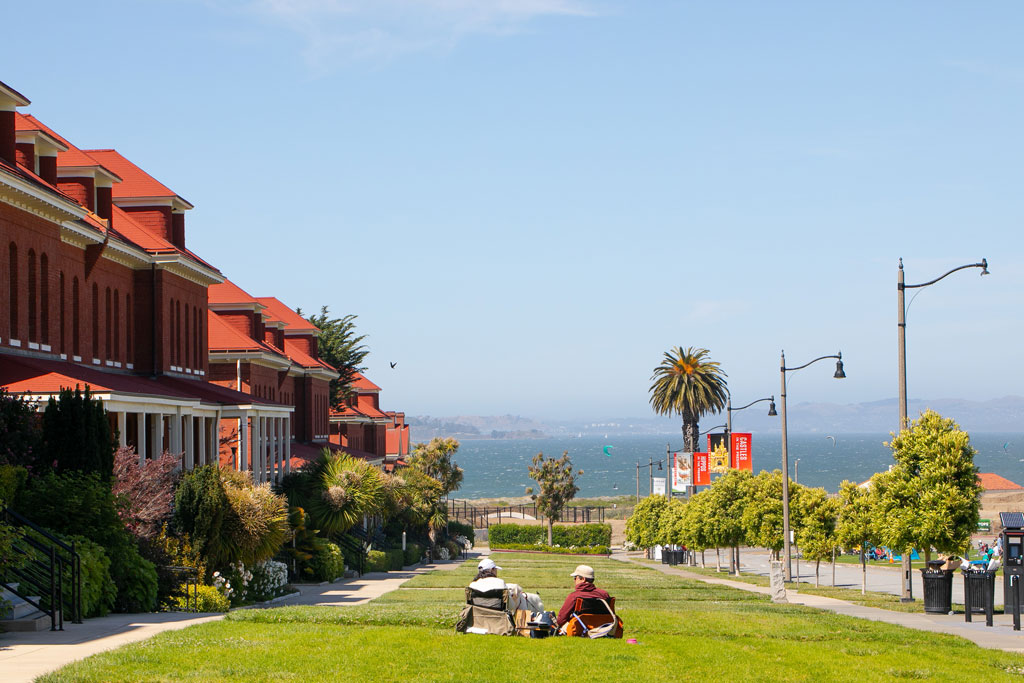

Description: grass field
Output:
[42,553,1024,682]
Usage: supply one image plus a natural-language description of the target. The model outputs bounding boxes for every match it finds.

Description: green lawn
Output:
[42,553,1024,682]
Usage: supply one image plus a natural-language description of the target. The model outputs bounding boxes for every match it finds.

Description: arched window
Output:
[72,277,80,357]
[59,272,66,354]
[126,293,132,360]
[9,243,19,339]
[27,249,36,343]
[92,283,99,358]
[40,253,48,345]
[184,303,190,369]
[105,287,112,359]
[113,289,120,360]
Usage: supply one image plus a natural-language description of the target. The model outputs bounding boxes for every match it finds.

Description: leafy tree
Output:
[877,410,981,564]
[409,438,464,497]
[649,347,728,452]
[625,494,670,552]
[306,451,386,537]
[741,470,788,557]
[528,450,583,545]
[679,490,715,567]
[173,465,230,576]
[301,307,369,408]
[835,479,878,594]
[794,485,839,587]
[40,386,115,479]
[705,469,753,574]
[112,447,180,541]
[0,388,40,469]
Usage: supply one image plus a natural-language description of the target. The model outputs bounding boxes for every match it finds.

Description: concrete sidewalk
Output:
[0,555,473,683]
[614,552,1024,654]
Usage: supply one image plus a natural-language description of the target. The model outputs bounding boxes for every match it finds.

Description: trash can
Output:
[661,546,669,564]
[963,569,997,616]
[667,549,680,566]
[920,567,954,614]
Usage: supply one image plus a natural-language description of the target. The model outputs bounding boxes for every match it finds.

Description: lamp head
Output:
[981,258,989,276]
[767,399,777,417]
[834,358,846,379]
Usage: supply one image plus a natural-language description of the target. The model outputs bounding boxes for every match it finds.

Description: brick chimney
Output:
[0,81,30,167]
[96,184,113,220]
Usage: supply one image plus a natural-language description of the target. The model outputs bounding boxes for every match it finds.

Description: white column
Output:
[212,411,221,468]
[285,416,292,475]
[273,417,281,483]
[184,414,195,470]
[117,412,127,448]
[198,417,206,466]
[239,415,248,471]
[137,412,147,465]
[153,414,164,458]
[169,412,181,455]
[252,414,263,482]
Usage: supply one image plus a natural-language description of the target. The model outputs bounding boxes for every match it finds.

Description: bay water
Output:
[452,433,1024,500]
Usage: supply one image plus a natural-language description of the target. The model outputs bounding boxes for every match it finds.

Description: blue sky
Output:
[5,2,1022,420]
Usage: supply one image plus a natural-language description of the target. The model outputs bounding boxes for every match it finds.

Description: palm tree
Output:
[649,346,728,452]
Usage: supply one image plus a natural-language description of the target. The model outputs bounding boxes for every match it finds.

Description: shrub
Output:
[248,559,290,602]
[310,540,346,582]
[490,543,611,555]
[404,542,423,566]
[112,447,179,541]
[387,549,405,570]
[0,389,41,469]
[15,471,125,548]
[108,542,158,612]
[40,386,114,479]
[67,535,116,618]
[365,550,389,573]
[488,523,611,547]
[172,584,230,613]
[446,520,475,546]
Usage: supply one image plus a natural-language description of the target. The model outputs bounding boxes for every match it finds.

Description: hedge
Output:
[310,540,346,582]
[488,523,611,547]
[365,549,406,573]
[404,542,424,566]
[172,585,230,612]
[490,543,611,556]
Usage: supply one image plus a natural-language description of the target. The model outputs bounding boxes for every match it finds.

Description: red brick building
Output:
[0,79,408,481]
[330,372,410,468]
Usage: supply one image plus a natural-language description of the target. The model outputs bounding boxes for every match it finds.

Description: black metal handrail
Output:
[2,507,82,629]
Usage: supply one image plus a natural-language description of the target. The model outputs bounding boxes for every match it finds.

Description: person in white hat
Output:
[467,557,543,612]
[556,564,611,628]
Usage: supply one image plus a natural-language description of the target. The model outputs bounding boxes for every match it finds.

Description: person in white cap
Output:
[468,557,543,612]
[556,564,611,628]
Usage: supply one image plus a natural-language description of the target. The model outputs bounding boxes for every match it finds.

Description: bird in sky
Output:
[390,362,397,369]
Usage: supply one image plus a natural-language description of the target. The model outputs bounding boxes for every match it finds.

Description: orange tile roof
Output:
[85,149,184,202]
[207,311,265,352]
[978,473,1022,491]
[15,115,121,181]
[255,297,318,333]
[110,206,175,252]
[208,279,262,306]
[351,372,381,392]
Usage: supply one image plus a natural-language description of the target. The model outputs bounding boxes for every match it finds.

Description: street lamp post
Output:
[635,459,663,501]
[723,394,776,574]
[780,350,846,582]
[895,256,988,601]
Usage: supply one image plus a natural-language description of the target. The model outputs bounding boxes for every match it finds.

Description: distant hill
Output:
[409,396,1024,440]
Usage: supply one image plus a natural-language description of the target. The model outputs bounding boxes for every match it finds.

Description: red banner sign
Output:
[693,452,710,486]
[731,432,752,471]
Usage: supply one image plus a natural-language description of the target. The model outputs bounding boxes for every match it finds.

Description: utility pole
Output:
[635,461,640,503]
[649,456,654,495]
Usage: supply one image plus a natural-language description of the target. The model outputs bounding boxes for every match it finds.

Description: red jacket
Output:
[556,581,612,626]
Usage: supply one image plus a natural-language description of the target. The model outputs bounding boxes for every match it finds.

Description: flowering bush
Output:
[437,546,450,561]
[454,534,472,550]
[249,559,289,602]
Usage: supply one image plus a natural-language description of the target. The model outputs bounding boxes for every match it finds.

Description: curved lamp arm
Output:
[731,396,776,413]
[902,258,988,290]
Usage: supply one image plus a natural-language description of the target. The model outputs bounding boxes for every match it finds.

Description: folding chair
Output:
[455,586,516,636]
[563,596,623,638]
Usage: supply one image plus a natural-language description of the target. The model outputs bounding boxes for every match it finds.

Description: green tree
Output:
[878,410,981,564]
[741,470,789,558]
[301,307,370,408]
[835,479,878,594]
[0,388,40,469]
[680,490,715,567]
[705,469,753,574]
[794,485,839,587]
[40,386,115,479]
[528,451,583,545]
[649,347,728,452]
[625,494,670,552]
[409,438,464,497]
[306,451,387,537]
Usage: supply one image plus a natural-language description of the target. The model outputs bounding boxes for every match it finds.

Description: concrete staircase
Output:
[1,585,52,631]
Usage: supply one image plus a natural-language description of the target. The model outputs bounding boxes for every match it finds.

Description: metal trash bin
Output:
[667,549,680,566]
[920,567,953,614]
[963,569,997,617]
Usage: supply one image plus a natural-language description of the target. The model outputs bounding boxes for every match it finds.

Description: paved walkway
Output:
[614,552,1024,654]
[0,556,471,683]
